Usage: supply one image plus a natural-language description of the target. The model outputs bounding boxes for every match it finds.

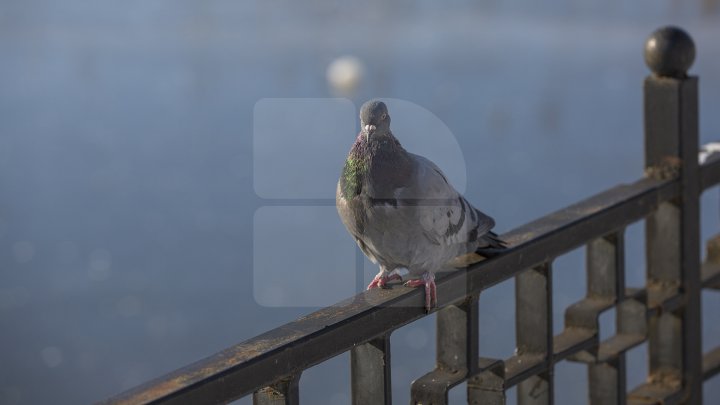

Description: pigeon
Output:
[336,100,506,311]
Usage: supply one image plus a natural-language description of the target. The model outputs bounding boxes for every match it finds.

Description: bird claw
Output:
[367,272,402,290]
[404,272,436,312]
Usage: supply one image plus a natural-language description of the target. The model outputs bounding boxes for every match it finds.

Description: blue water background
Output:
[1,1,720,403]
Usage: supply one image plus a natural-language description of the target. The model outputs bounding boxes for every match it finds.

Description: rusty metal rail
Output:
[100,26,719,405]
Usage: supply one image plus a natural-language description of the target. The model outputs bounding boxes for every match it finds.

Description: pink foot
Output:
[404,272,436,312]
[367,271,402,290]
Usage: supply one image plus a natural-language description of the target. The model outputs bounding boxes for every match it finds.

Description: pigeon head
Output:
[359,100,391,141]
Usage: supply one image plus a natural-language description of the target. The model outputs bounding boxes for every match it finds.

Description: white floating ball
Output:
[326,56,364,94]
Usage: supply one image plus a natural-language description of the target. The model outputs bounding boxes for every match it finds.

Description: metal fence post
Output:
[467,358,507,405]
[351,335,392,405]
[587,232,627,405]
[410,294,479,404]
[516,263,553,405]
[640,26,702,404]
[253,374,301,405]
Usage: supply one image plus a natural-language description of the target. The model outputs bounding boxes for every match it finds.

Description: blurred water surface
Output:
[1,1,720,404]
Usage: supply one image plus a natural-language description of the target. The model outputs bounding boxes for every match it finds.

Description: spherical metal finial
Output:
[644,26,695,78]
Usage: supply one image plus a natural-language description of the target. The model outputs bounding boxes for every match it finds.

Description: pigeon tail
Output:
[475,231,508,258]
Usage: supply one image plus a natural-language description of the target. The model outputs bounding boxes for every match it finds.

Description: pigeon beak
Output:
[364,124,376,142]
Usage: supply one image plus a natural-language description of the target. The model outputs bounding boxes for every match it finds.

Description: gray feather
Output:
[336,102,505,279]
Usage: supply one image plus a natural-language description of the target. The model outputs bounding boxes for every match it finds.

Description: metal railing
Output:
[100,26,720,405]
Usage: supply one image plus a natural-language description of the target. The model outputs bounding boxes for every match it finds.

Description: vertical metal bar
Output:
[644,27,701,404]
[587,232,627,405]
[410,295,479,404]
[587,232,625,299]
[590,358,626,405]
[253,374,300,405]
[437,294,479,375]
[516,263,553,405]
[351,334,392,405]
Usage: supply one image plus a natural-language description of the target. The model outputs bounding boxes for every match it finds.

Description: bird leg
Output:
[404,271,436,312]
[367,268,402,290]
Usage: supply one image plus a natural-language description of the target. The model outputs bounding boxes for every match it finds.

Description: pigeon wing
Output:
[400,153,496,247]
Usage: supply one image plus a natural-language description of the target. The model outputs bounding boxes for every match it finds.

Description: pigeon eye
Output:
[381,113,387,120]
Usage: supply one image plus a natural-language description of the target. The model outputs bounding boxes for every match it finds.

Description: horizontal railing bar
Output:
[463,328,596,392]
[564,297,616,330]
[645,284,684,314]
[462,178,678,297]
[504,354,546,388]
[101,176,681,405]
[485,302,681,391]
[410,368,465,403]
[627,382,683,405]
[597,334,646,363]
[467,358,506,401]
[703,346,720,381]
[477,357,505,371]
[552,328,596,362]
[413,346,505,391]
